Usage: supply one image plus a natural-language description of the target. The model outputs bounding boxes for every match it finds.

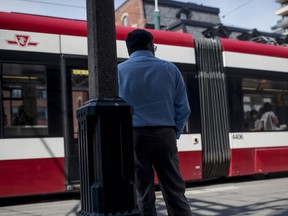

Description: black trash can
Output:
[77,98,140,216]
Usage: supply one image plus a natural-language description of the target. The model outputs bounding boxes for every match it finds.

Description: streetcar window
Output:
[36,89,47,99]
[2,63,48,137]
[227,73,288,132]
[11,89,22,98]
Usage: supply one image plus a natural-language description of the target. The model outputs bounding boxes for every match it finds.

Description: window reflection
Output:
[2,63,48,137]
[228,75,288,132]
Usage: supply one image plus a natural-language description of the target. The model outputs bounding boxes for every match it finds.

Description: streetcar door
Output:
[61,56,88,187]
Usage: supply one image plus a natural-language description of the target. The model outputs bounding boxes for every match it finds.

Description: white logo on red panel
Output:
[6,35,39,47]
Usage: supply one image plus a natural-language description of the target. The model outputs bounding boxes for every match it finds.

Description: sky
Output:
[0,0,281,32]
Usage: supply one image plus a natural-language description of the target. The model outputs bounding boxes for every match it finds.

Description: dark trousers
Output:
[133,127,192,216]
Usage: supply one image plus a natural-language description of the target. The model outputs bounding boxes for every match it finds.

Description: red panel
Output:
[221,38,288,58]
[154,151,202,184]
[0,12,194,47]
[116,27,194,47]
[0,158,65,197]
[229,149,255,176]
[178,151,202,181]
[0,11,87,36]
[256,147,288,173]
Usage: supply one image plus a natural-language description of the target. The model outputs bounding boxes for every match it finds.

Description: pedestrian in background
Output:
[118,29,192,216]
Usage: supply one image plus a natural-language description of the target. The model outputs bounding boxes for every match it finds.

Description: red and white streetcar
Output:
[1,11,288,197]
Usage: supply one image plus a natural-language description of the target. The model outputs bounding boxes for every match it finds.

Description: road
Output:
[1,173,288,216]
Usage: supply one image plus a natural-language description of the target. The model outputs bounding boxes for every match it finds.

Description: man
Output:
[118,29,192,216]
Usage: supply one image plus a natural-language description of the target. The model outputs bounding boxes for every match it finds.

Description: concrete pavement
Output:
[1,173,288,216]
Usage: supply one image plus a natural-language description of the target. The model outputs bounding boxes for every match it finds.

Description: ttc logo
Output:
[6,35,39,47]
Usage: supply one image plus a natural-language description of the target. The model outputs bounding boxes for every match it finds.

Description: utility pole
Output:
[154,0,160,30]
[86,0,117,98]
[77,1,140,215]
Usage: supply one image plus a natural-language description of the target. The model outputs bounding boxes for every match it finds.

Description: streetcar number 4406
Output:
[232,134,243,140]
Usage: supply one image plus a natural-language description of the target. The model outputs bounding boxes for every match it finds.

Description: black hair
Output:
[125,29,153,55]
[250,109,258,116]
[263,102,273,112]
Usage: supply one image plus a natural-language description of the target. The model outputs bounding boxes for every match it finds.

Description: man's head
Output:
[125,29,155,55]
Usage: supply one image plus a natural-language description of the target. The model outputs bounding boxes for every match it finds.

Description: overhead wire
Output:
[16,0,85,9]
[15,0,181,21]
[221,0,256,18]
[14,0,262,28]
[15,0,216,24]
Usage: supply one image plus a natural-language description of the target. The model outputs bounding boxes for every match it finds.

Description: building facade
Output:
[115,0,221,36]
[275,0,288,35]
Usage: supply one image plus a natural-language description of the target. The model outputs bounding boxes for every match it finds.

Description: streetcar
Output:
[1,11,288,198]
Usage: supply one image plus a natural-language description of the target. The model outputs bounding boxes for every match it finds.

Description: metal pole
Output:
[154,0,160,30]
[86,0,118,99]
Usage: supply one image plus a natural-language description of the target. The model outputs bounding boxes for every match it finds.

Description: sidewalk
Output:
[1,174,288,216]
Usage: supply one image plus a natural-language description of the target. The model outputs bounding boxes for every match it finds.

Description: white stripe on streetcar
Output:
[223,51,288,73]
[0,137,65,160]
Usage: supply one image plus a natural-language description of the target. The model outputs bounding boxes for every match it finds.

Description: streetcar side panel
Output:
[222,39,288,176]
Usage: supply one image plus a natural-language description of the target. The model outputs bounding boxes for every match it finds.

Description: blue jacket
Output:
[118,50,190,139]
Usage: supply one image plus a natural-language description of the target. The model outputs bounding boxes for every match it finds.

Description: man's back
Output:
[118,50,179,126]
[118,50,190,138]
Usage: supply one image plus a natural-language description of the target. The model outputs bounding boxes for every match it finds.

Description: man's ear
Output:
[147,43,153,52]
[147,43,155,55]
